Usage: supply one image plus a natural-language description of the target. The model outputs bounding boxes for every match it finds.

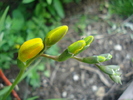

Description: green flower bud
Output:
[96,64,122,84]
[96,65,120,75]
[109,74,122,84]
[58,40,86,61]
[107,65,120,70]
[73,36,94,55]
[44,25,68,47]
[82,56,106,64]
[84,35,94,46]
[68,40,86,54]
[18,38,44,62]
[99,53,112,61]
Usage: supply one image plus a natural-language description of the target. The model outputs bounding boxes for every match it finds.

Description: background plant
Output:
[0,0,81,89]
[108,0,133,17]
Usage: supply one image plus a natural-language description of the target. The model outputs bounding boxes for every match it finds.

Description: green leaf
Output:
[0,86,11,96]
[22,0,35,3]
[44,70,50,77]
[37,63,45,71]
[0,6,9,32]
[19,59,42,83]
[26,96,39,100]
[53,0,65,18]
[0,32,4,47]
[131,58,133,62]
[11,9,25,31]
[46,0,52,5]
[62,0,74,3]
[47,5,56,16]
[46,44,59,55]
[0,95,12,100]
[28,70,40,87]
[46,99,67,100]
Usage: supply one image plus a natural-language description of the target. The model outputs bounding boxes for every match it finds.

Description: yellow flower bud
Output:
[14,44,20,49]
[18,38,44,62]
[44,25,68,47]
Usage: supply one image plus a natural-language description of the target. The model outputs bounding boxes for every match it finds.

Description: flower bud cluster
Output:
[18,26,68,62]
[58,36,94,61]
[17,25,122,84]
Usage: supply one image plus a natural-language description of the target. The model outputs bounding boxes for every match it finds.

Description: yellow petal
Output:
[18,38,44,62]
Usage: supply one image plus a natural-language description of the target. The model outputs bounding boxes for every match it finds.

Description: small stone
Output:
[92,85,98,92]
[114,44,122,51]
[96,87,105,97]
[0,84,4,89]
[42,79,48,87]
[62,91,67,97]
[73,74,79,81]
[126,54,131,59]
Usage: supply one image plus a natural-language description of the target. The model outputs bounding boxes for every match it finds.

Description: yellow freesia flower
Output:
[18,38,44,62]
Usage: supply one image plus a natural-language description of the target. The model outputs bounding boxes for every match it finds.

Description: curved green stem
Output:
[95,64,101,69]
[41,54,58,61]
[72,56,83,62]
[3,54,40,99]
[2,67,26,100]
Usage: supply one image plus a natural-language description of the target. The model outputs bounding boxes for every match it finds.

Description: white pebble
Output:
[92,85,98,91]
[73,74,79,81]
[62,91,67,97]
[114,44,122,51]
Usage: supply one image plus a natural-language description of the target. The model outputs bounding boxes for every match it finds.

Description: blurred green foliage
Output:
[109,0,133,17]
[0,0,81,89]
[73,15,87,35]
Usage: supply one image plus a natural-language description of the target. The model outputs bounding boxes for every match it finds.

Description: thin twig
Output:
[103,83,117,97]
[123,14,133,24]
[125,71,133,77]
[50,65,60,85]
[80,65,111,87]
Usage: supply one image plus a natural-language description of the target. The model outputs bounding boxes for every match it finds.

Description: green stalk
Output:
[41,54,58,61]
[3,50,44,99]
[72,56,83,62]
[19,58,42,83]
[2,67,26,100]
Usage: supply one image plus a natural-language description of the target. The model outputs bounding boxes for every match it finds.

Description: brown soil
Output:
[32,1,133,100]
[1,0,133,100]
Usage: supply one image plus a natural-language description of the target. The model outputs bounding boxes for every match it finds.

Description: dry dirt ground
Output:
[1,1,133,100]
[32,1,133,100]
